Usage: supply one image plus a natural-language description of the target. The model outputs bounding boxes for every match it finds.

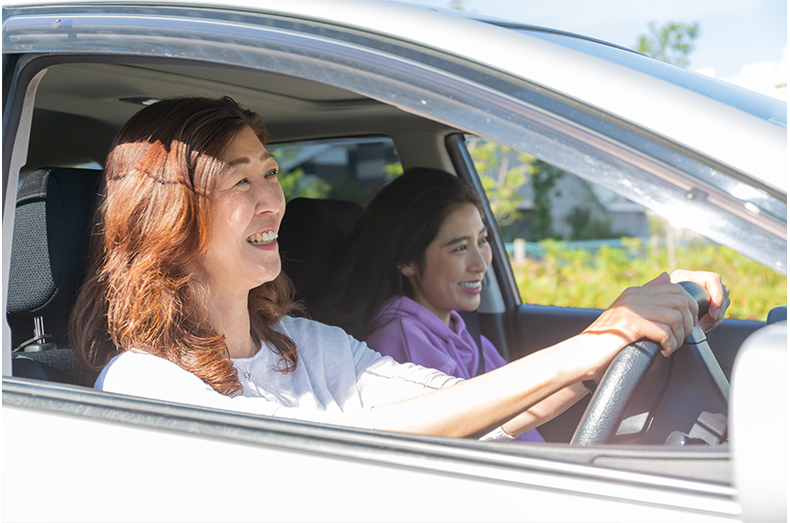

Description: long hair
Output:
[331,168,484,340]
[71,96,299,396]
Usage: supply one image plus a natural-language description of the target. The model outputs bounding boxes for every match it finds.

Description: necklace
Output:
[237,338,258,381]
[240,357,253,381]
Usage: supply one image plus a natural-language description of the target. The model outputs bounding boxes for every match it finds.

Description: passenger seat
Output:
[278,197,363,325]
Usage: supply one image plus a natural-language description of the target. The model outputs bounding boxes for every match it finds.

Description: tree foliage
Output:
[467,139,529,228]
[529,160,564,240]
[466,138,567,240]
[636,21,700,68]
[271,148,332,202]
[567,205,619,240]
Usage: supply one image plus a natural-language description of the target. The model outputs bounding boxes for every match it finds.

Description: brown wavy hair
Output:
[71,96,299,396]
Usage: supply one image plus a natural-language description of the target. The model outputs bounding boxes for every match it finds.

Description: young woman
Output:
[72,96,728,442]
[332,168,730,440]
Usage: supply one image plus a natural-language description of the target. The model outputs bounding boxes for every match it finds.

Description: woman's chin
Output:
[455,296,481,312]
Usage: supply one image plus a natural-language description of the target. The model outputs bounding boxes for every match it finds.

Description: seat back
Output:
[278,197,363,324]
[7,167,101,383]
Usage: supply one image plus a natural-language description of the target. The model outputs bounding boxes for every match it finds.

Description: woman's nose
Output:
[254,181,285,215]
[468,245,487,272]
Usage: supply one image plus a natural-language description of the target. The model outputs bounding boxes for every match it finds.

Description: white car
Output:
[2,1,786,521]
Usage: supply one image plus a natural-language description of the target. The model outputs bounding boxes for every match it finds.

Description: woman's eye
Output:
[235,177,249,186]
[265,169,279,178]
[453,245,467,253]
[479,236,489,245]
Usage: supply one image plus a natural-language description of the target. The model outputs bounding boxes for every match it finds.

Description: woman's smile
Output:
[246,229,278,247]
[458,280,483,293]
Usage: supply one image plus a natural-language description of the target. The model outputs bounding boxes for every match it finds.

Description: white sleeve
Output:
[96,351,373,429]
[348,337,514,442]
[355,351,463,407]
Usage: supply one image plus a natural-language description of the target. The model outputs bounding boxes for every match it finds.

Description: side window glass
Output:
[268,137,401,206]
[466,136,786,321]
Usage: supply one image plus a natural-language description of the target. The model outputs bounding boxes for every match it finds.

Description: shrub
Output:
[511,238,786,321]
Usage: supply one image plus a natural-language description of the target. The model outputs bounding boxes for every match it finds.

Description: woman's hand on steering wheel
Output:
[582,272,699,361]
[669,270,730,332]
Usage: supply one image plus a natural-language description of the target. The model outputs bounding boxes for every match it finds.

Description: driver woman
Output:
[72,96,729,441]
[331,168,728,441]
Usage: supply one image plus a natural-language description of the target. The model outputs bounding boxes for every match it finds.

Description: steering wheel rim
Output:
[570,281,712,446]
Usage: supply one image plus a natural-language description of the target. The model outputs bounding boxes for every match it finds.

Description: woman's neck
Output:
[205,289,256,359]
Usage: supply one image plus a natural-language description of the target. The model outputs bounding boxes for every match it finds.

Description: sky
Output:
[389,0,787,78]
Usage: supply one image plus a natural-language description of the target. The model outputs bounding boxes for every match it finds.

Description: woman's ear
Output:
[399,262,417,278]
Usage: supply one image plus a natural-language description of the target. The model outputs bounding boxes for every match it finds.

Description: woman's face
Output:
[402,202,492,325]
[200,126,285,299]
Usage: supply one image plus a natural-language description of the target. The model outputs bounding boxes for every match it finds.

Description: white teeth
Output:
[460,282,480,289]
[246,230,278,245]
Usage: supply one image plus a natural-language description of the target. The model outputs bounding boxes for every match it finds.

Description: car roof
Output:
[3,0,786,193]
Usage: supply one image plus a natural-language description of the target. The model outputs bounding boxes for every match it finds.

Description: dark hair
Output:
[71,96,300,396]
[331,168,484,340]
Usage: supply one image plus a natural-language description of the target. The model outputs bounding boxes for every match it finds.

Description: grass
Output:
[511,238,787,321]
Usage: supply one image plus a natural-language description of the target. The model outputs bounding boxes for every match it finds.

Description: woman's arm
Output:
[501,382,589,437]
[499,271,732,436]
[369,272,708,438]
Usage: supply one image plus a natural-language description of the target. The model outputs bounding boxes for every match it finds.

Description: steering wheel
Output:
[570,281,730,446]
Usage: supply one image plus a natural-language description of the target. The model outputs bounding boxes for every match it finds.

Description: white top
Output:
[96,316,512,441]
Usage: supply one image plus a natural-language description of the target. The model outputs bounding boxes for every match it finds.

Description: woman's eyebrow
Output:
[227,151,273,167]
[442,226,487,247]
[442,234,471,247]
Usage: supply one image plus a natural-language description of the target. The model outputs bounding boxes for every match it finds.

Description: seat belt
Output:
[459,310,486,376]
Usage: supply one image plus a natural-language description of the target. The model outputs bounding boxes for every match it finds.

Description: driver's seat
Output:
[7,166,101,384]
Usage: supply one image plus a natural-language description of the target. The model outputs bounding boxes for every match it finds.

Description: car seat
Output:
[7,167,101,384]
[278,197,363,325]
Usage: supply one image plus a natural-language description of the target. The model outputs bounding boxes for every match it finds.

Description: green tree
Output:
[529,160,564,240]
[467,139,530,228]
[466,138,568,240]
[567,206,618,240]
[270,148,332,202]
[636,21,700,67]
[279,170,331,201]
[384,148,403,178]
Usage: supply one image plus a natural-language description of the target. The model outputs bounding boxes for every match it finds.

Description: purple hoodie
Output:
[366,296,544,443]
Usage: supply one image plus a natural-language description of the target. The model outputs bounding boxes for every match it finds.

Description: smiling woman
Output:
[71,97,300,396]
[331,169,492,339]
[202,126,285,362]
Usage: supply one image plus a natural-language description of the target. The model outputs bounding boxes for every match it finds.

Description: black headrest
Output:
[7,167,101,350]
[279,197,363,322]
